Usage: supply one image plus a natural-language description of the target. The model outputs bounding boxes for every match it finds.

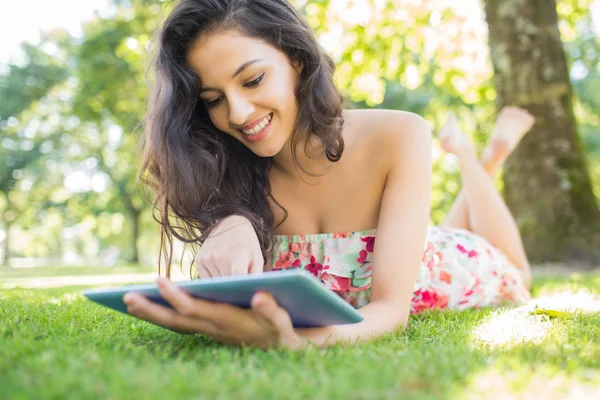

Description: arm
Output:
[295,111,433,348]
[125,111,432,351]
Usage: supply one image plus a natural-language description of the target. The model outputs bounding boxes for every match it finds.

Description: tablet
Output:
[82,269,364,328]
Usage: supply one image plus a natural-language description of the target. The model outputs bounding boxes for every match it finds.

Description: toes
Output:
[500,106,535,123]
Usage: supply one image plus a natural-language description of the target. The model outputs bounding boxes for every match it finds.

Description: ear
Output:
[292,59,304,75]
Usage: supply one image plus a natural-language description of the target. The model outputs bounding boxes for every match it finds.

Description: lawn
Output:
[1,267,599,400]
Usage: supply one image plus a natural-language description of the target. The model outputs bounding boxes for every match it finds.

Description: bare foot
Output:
[481,106,535,175]
[438,112,477,160]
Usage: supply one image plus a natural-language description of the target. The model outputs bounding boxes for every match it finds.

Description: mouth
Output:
[238,113,273,143]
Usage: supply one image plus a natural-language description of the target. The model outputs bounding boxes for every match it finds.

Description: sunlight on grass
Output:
[459,369,600,400]
[1,273,159,289]
[471,307,554,348]
[1,271,189,289]
[530,289,600,313]
[44,292,80,305]
[471,289,600,348]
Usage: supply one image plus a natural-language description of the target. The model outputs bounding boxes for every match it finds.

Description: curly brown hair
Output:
[139,0,346,278]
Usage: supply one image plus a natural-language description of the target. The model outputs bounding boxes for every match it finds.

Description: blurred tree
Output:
[302,0,500,224]
[0,41,67,266]
[65,4,163,264]
[560,1,600,199]
[483,0,600,263]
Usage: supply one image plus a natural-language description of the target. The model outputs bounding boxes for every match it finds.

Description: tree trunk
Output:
[131,209,140,265]
[483,0,600,264]
[1,220,10,267]
[1,192,13,267]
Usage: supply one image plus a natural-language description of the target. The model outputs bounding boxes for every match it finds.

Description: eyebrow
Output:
[198,59,265,93]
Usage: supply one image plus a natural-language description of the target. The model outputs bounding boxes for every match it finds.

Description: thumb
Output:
[251,292,293,333]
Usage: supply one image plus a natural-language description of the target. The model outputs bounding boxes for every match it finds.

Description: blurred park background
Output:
[1,0,600,273]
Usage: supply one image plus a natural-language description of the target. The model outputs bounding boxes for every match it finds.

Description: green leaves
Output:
[0,43,67,121]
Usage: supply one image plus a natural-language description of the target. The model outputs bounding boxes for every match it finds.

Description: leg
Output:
[440,115,532,287]
[442,192,470,230]
[437,115,472,230]
[439,107,535,231]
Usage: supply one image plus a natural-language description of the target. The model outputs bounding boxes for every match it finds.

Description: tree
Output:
[483,0,600,263]
[65,5,162,264]
[0,41,67,266]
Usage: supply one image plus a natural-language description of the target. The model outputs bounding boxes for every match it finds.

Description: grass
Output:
[1,267,600,399]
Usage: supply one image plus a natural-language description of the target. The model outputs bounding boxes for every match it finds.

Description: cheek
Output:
[208,109,231,132]
[266,78,298,122]
[271,75,297,105]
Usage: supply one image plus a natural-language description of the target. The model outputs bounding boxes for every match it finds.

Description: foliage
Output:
[1,0,599,263]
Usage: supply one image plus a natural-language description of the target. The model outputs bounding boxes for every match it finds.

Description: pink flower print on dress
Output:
[436,250,445,261]
[275,250,301,269]
[411,288,449,314]
[439,270,452,284]
[305,256,324,277]
[333,232,352,239]
[298,242,313,261]
[357,249,368,264]
[321,273,352,291]
[456,243,478,258]
[360,236,375,252]
[290,242,301,253]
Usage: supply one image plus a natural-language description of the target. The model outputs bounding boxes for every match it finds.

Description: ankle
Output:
[457,146,479,168]
[483,162,500,178]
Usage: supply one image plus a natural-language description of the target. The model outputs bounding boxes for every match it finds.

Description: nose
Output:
[228,93,255,127]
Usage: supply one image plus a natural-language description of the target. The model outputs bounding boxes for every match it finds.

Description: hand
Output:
[196,215,264,278]
[122,277,307,350]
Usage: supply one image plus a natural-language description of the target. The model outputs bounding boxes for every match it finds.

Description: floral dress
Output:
[268,226,530,314]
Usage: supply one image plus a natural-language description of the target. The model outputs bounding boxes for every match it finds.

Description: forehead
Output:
[186,30,283,83]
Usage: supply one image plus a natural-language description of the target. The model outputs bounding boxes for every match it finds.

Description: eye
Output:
[204,97,222,108]
[202,74,265,109]
[244,73,265,88]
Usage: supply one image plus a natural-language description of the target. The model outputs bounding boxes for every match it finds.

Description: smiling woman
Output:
[140,0,346,271]
[136,0,532,350]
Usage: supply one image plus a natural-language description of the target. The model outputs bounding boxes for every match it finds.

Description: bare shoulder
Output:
[343,109,432,166]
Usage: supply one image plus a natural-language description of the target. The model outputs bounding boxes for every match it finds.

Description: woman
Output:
[124,0,534,350]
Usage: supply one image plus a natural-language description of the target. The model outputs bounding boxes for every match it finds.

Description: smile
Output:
[241,113,272,135]
[239,113,273,144]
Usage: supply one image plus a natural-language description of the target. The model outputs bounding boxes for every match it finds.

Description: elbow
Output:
[363,299,410,334]
[392,313,410,333]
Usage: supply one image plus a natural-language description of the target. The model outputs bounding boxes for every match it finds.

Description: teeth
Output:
[242,114,271,135]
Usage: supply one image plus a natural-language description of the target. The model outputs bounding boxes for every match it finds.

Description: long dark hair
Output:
[140,0,345,278]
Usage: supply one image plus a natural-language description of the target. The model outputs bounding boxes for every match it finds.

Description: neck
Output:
[270,133,332,179]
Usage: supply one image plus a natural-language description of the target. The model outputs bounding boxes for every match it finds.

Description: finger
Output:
[198,256,219,278]
[251,292,294,336]
[228,251,251,276]
[211,250,238,277]
[196,264,212,279]
[248,256,264,275]
[125,288,221,335]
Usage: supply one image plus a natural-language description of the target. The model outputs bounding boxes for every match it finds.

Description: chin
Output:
[251,145,282,158]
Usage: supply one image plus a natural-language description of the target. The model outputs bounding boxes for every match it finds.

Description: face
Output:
[186,29,301,157]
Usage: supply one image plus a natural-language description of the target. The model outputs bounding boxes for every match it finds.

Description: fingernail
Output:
[123,293,138,304]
